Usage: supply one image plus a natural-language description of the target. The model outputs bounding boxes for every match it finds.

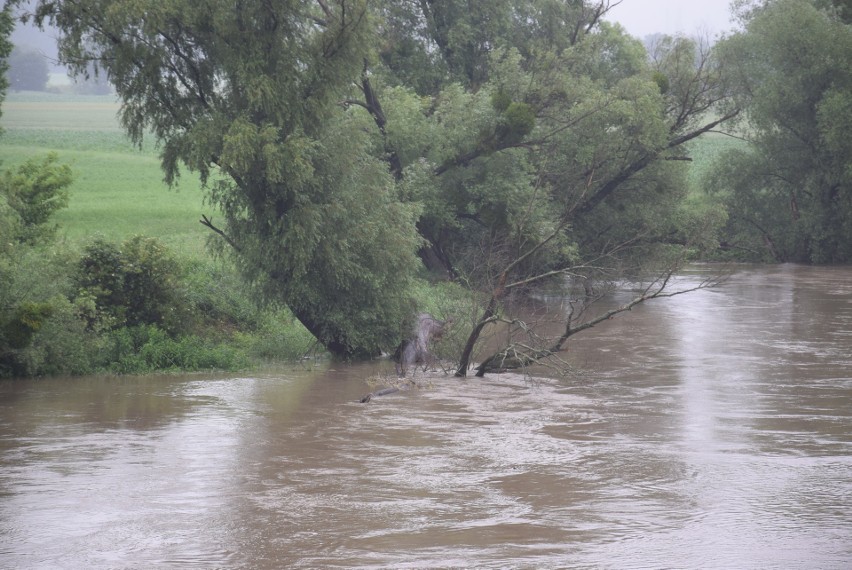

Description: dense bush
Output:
[75,235,190,333]
[1,233,319,377]
[0,245,91,377]
[14,295,102,377]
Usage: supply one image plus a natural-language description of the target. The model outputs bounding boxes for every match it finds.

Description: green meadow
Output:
[1,92,322,377]
[687,131,745,188]
[1,92,210,257]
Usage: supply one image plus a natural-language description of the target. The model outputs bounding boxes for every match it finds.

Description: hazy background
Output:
[8,1,62,70]
[606,0,737,38]
[7,0,739,88]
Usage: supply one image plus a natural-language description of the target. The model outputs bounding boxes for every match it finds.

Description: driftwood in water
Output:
[359,386,401,403]
[359,379,426,403]
[393,313,449,377]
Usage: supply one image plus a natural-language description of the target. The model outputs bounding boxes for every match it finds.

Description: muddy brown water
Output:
[1,265,851,568]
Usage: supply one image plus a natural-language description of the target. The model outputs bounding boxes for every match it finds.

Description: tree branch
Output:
[475,269,721,375]
[199,214,241,251]
[570,109,741,219]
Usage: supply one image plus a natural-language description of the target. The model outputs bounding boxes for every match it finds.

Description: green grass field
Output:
[1,92,210,256]
[0,93,322,376]
[687,131,746,189]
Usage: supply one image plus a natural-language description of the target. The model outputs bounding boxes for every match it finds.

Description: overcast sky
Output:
[12,1,739,67]
[605,0,737,39]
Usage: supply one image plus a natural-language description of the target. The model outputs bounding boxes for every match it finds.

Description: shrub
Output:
[181,258,263,333]
[75,236,190,332]
[1,231,319,376]
[0,246,85,378]
[16,296,102,377]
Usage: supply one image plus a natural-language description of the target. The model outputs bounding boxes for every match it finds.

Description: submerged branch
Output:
[475,271,722,376]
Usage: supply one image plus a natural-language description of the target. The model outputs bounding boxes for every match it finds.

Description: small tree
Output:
[75,236,187,333]
[0,155,75,377]
[0,152,71,244]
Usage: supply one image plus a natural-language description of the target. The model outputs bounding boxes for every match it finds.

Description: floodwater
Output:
[1,265,851,569]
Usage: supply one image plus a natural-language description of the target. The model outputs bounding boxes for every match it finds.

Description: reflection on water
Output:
[1,265,851,568]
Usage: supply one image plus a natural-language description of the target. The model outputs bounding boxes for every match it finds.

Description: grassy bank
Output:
[1,92,316,377]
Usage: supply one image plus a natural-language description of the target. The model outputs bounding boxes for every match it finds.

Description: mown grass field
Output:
[1,92,210,257]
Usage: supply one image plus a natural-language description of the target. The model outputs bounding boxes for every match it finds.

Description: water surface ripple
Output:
[1,265,850,568]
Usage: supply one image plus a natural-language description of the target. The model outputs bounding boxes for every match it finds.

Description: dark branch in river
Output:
[475,269,723,376]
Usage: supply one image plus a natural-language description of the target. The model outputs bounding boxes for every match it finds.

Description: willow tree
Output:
[24,0,422,357]
[23,0,737,370]
[709,0,852,263]
[347,0,737,374]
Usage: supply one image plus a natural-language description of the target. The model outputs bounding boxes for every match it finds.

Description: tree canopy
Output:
[20,0,738,362]
[710,0,852,262]
[0,2,12,114]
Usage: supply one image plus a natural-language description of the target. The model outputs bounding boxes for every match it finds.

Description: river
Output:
[1,265,851,568]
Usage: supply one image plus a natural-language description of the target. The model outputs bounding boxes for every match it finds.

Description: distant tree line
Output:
[6,45,47,90]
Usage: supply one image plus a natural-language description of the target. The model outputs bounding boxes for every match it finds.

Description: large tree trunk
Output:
[288,305,376,359]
